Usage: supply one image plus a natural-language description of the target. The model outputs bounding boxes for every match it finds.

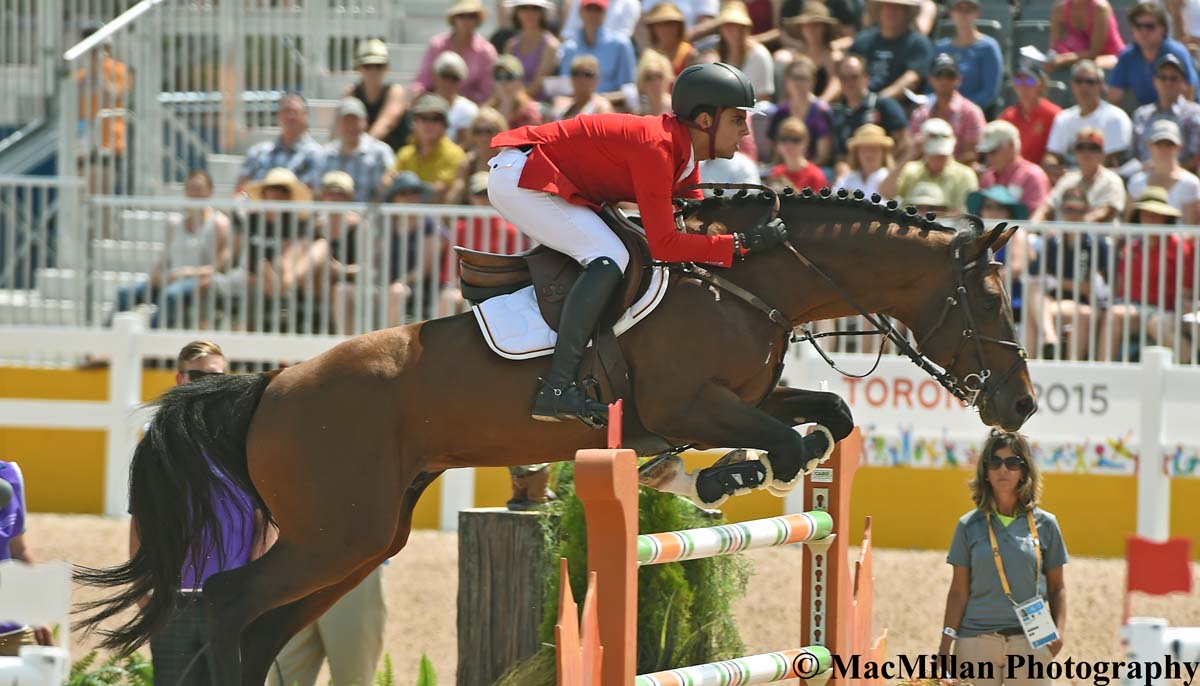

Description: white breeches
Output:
[487,148,630,272]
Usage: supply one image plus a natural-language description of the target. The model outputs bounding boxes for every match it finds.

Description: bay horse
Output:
[77,189,1036,686]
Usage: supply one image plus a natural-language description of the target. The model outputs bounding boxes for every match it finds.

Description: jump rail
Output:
[557,402,885,686]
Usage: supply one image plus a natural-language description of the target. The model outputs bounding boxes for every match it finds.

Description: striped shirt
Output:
[238,133,325,190]
[320,134,395,202]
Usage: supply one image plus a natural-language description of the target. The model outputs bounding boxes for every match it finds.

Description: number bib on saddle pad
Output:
[471,266,670,360]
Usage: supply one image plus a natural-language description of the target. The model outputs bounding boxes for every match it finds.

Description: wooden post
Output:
[801,428,862,680]
[574,448,639,686]
[457,508,554,686]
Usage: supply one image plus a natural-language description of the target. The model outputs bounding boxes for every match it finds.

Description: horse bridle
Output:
[676,184,1028,411]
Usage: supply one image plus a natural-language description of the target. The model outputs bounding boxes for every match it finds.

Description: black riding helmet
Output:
[671,62,756,158]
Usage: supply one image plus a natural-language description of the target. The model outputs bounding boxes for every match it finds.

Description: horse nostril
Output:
[1015,395,1037,421]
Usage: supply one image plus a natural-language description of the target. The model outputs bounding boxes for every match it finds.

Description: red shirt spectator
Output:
[770,162,827,191]
[999,97,1062,165]
[1117,234,1196,307]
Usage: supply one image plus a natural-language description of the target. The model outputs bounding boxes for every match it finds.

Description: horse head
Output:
[909,214,1037,431]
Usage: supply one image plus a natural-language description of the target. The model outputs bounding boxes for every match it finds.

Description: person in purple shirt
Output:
[0,461,53,655]
[129,341,274,686]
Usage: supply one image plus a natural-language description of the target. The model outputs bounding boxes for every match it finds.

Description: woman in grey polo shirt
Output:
[938,431,1068,685]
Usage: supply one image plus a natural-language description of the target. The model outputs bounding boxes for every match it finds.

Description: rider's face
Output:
[712,109,749,159]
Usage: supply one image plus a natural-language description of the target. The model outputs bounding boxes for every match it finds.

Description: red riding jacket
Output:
[491,113,735,267]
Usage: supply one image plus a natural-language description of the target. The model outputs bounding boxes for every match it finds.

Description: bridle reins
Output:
[674,183,1028,411]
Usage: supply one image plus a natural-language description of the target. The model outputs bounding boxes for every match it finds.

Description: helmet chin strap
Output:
[686,106,726,161]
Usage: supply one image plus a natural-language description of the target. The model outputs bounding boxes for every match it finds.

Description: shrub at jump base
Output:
[495,462,750,685]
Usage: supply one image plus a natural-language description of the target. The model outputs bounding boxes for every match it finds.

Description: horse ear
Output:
[989,223,1020,255]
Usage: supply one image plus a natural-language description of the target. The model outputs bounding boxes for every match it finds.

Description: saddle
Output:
[455,205,653,330]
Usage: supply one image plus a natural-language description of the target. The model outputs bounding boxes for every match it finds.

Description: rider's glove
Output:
[734,218,788,259]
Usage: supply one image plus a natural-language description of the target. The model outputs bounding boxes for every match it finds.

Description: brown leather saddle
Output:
[454,205,653,329]
[455,205,671,454]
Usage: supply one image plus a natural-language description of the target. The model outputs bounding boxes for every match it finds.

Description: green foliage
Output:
[68,650,153,686]
[413,653,436,686]
[536,462,749,675]
[493,644,556,686]
[372,653,397,686]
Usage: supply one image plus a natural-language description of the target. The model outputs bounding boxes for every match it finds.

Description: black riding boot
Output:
[531,256,624,425]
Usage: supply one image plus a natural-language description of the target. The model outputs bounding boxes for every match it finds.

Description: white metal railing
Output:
[57,0,398,197]
[1,180,1198,365]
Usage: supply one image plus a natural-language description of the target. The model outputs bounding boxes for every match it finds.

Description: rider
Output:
[489,62,789,426]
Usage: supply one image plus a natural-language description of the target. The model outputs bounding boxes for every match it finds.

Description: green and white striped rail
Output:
[637,511,834,566]
[633,646,833,686]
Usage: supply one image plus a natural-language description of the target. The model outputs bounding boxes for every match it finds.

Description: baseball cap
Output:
[580,0,609,8]
[1149,119,1183,145]
[354,39,388,68]
[320,170,355,195]
[1014,57,1046,80]
[337,96,367,119]
[1155,52,1188,77]
[976,120,1020,153]
[931,53,959,77]
[1074,127,1105,148]
[1061,185,1089,211]
[921,118,956,156]
[434,51,468,80]
[412,93,450,118]
[385,172,432,201]
[908,182,947,208]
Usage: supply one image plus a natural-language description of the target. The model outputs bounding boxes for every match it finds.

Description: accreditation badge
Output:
[1014,595,1059,650]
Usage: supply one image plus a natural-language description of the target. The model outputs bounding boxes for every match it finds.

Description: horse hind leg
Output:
[239,471,442,686]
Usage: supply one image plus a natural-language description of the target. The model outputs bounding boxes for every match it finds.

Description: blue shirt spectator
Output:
[559,25,636,94]
[934,37,1003,110]
[849,0,933,99]
[236,93,325,192]
[1106,3,1198,106]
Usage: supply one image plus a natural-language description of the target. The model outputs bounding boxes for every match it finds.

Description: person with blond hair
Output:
[938,432,1068,684]
[704,1,775,100]
[768,117,828,191]
[551,54,616,119]
[633,49,676,115]
[834,123,893,197]
[449,107,511,204]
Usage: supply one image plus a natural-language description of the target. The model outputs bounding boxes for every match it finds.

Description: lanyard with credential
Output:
[986,510,1041,605]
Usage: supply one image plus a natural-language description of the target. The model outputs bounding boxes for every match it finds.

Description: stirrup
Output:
[531,380,609,428]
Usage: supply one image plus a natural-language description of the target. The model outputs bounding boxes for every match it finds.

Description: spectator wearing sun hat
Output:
[503,0,562,99]
[560,0,637,94]
[977,120,1050,217]
[1129,53,1200,170]
[1032,128,1126,224]
[644,0,719,29]
[834,124,894,198]
[998,59,1062,166]
[849,0,934,100]
[320,97,395,202]
[881,117,978,213]
[701,1,775,100]
[908,53,986,164]
[413,0,498,104]
[643,2,698,76]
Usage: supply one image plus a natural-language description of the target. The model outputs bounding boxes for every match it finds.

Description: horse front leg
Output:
[758,386,855,442]
[638,381,833,508]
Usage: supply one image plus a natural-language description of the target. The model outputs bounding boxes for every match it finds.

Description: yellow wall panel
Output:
[0,428,105,512]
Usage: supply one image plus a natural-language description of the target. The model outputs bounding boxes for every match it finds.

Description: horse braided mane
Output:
[696,185,984,245]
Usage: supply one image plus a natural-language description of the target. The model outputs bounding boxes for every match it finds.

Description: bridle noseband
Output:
[674,184,1028,412]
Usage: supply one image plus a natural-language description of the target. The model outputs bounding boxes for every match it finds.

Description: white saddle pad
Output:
[472,266,669,360]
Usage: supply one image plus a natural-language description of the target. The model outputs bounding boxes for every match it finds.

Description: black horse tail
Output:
[75,370,277,655]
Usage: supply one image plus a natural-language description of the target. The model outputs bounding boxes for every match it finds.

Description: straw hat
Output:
[846,124,894,150]
[715,1,754,26]
[319,170,355,196]
[784,1,837,26]
[644,1,687,24]
[1131,186,1181,218]
[243,167,313,203]
[446,0,486,21]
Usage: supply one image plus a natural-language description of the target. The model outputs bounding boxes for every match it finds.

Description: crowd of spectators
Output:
[111,0,1199,359]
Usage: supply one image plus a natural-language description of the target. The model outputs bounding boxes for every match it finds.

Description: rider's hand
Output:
[735,218,788,258]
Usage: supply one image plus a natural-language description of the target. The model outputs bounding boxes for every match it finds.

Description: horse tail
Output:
[75,370,277,655]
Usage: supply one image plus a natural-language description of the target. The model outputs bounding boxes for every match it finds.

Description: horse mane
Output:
[694,186,985,246]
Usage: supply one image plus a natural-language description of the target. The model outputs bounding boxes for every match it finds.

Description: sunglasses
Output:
[1073,77,1100,86]
[413,114,446,123]
[986,455,1025,471]
[186,370,225,381]
[1133,21,1160,30]
[472,126,500,135]
[359,63,387,71]
[437,72,462,82]
[933,70,958,79]
[779,136,806,144]
[1012,75,1038,87]
[494,71,520,82]
[1155,72,1183,82]
[643,72,665,81]
[570,70,598,78]
[1074,142,1102,152]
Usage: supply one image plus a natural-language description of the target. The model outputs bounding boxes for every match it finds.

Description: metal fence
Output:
[1,177,1198,366]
